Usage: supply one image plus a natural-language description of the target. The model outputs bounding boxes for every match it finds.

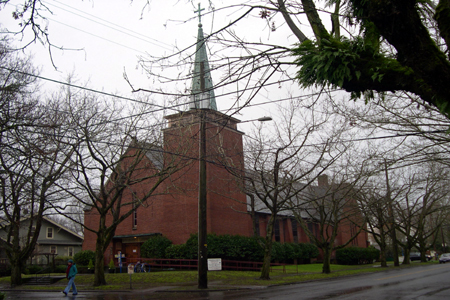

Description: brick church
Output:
[82,12,368,265]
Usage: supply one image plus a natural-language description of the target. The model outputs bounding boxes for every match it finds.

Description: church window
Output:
[132,201,137,229]
[292,219,298,243]
[274,219,280,242]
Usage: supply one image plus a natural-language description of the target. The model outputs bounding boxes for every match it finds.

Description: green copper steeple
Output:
[190,3,217,110]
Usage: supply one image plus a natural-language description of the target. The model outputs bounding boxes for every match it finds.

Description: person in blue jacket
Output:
[62,259,78,296]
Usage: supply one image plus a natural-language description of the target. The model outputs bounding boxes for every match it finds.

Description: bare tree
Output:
[288,162,370,274]
[220,100,349,279]
[0,41,76,286]
[49,90,190,286]
[391,164,450,264]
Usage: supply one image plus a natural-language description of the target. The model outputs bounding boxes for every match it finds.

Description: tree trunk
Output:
[260,244,273,280]
[10,258,23,287]
[378,234,388,267]
[260,216,275,280]
[93,236,107,286]
[322,246,332,274]
[379,245,387,268]
[402,248,410,265]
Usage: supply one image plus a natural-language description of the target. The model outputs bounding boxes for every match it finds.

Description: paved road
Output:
[3,264,450,299]
[222,263,450,300]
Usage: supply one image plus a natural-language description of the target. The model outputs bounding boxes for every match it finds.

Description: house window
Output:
[47,227,53,239]
[68,247,74,257]
[50,246,57,254]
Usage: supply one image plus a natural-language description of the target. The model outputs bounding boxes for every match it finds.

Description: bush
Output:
[73,250,96,266]
[282,243,296,262]
[365,246,380,263]
[53,265,67,273]
[271,242,285,262]
[185,233,265,262]
[0,292,5,300]
[141,235,173,258]
[298,243,320,262]
[336,246,380,265]
[165,244,189,259]
[165,234,321,264]
[108,259,115,269]
[184,233,199,259]
[26,265,43,274]
[88,259,94,269]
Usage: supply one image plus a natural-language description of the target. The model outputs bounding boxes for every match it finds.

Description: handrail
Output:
[34,266,52,282]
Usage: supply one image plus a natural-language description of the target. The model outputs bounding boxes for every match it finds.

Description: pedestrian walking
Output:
[62,259,78,296]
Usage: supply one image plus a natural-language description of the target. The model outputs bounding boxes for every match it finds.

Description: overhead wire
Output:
[46,0,174,50]
[1,64,344,130]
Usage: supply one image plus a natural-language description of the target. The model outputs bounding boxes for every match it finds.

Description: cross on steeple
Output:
[190,2,217,111]
[194,3,205,24]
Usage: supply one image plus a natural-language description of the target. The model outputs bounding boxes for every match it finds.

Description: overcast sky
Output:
[0,0,315,127]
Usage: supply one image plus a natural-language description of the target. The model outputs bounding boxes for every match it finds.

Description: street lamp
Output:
[197,113,271,289]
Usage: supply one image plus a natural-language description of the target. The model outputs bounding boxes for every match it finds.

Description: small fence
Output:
[122,258,286,273]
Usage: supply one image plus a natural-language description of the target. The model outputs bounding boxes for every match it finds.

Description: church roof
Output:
[189,4,217,111]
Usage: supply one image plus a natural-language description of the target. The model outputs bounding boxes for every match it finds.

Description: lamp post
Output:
[197,113,272,289]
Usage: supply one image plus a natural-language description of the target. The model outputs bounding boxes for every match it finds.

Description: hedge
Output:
[271,242,319,262]
[162,233,319,263]
[336,246,380,265]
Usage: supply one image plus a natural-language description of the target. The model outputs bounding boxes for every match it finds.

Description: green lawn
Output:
[0,261,437,291]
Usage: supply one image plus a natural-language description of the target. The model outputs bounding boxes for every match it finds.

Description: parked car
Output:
[439,253,450,263]
[410,252,432,261]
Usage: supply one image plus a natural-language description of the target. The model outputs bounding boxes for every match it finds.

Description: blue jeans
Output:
[64,276,77,294]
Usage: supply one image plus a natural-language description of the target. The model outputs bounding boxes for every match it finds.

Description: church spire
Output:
[189,3,217,111]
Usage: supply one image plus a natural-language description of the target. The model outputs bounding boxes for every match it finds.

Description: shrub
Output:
[108,259,115,269]
[165,244,189,259]
[298,243,320,262]
[282,243,296,262]
[271,242,285,262]
[55,255,71,265]
[53,265,67,273]
[73,250,96,266]
[0,292,5,300]
[185,233,265,261]
[184,233,199,259]
[88,259,94,269]
[238,236,264,262]
[141,235,173,258]
[336,246,380,265]
[365,246,380,263]
[26,265,43,274]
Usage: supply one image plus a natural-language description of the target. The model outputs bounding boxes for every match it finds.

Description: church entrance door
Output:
[124,243,140,264]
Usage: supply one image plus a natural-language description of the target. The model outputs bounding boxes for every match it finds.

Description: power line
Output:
[47,18,149,56]
[0,65,183,113]
[46,0,174,50]
[1,65,340,128]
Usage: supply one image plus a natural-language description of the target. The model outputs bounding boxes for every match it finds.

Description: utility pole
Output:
[198,109,208,289]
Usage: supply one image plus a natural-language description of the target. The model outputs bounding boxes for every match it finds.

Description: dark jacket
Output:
[68,264,78,279]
